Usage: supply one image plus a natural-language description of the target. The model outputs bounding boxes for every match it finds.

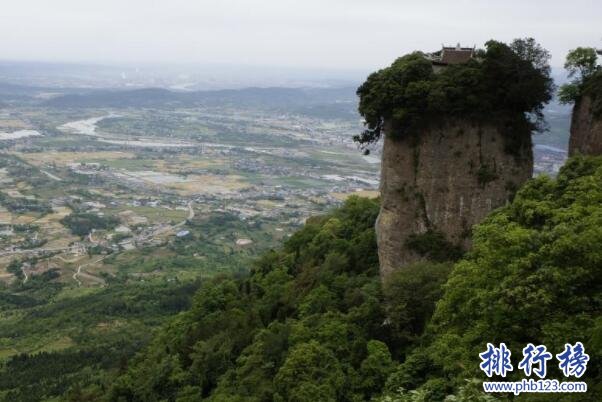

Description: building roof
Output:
[429,43,475,66]
[441,46,474,64]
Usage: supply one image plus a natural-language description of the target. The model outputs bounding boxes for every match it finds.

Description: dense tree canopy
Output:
[355,38,554,154]
[558,47,601,105]
[61,212,120,237]
[564,47,599,81]
[558,47,602,118]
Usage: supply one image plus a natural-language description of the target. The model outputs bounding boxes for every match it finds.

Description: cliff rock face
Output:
[569,95,602,156]
[377,120,532,278]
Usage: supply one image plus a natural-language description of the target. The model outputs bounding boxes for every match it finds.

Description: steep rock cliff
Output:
[569,94,602,156]
[377,120,533,278]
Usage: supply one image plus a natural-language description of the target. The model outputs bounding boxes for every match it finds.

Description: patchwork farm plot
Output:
[0,107,380,288]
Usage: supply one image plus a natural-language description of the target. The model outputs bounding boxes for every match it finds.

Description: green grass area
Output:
[274,175,331,188]
[124,205,187,222]
[87,158,154,170]
[214,129,304,147]
[27,135,102,148]
[36,336,75,353]
[53,286,103,301]
[0,348,18,360]
[96,115,218,139]
[307,148,365,165]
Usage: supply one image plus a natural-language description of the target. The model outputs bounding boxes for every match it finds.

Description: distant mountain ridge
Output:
[43,86,359,109]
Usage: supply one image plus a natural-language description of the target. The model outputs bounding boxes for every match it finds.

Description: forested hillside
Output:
[107,196,394,401]
[0,279,201,401]
[64,156,602,401]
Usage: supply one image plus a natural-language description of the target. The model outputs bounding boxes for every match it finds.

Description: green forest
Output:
[0,276,201,401]
[22,155,595,402]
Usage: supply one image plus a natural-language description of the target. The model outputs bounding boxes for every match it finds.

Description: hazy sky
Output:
[1,0,600,70]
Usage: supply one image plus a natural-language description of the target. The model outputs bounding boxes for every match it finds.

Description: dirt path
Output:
[171,202,195,229]
[176,202,195,226]
[73,255,107,287]
[56,255,81,264]
[41,170,62,181]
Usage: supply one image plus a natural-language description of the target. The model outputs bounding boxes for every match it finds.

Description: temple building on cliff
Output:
[428,43,475,72]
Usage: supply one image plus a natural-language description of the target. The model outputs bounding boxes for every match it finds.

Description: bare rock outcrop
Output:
[569,95,602,156]
[377,120,532,279]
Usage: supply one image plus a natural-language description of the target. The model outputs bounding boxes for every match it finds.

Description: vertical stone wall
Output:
[569,95,602,156]
[377,120,533,279]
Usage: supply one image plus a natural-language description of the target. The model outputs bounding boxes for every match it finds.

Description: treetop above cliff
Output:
[355,38,554,155]
[558,46,602,114]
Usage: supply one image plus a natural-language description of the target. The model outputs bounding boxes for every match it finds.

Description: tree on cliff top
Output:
[355,38,554,155]
[558,47,602,113]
